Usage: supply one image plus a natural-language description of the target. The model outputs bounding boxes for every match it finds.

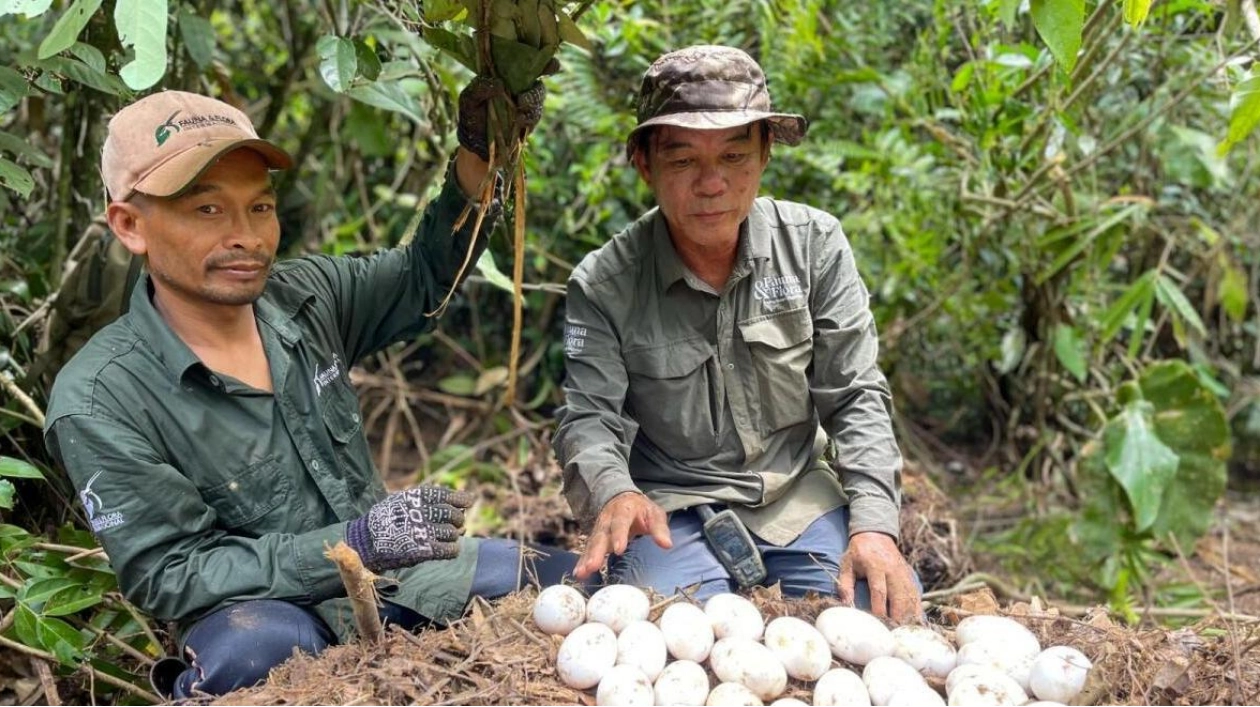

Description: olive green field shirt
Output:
[43,165,498,641]
[553,197,902,545]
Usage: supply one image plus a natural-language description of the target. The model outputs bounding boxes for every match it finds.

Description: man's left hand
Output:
[837,531,919,624]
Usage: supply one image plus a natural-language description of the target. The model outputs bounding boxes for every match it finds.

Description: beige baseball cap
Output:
[101,90,293,201]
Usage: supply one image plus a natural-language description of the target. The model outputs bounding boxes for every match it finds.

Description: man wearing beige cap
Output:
[553,45,921,622]
[43,84,584,697]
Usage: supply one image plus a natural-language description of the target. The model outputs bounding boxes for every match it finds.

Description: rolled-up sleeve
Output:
[808,224,902,538]
[551,276,641,526]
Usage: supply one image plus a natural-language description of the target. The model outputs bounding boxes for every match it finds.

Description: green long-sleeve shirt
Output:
[44,163,498,640]
[553,197,902,545]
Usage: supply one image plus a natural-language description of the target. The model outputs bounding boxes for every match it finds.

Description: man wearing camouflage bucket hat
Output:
[553,45,921,622]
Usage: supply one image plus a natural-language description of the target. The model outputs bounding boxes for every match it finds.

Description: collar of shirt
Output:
[651,203,774,294]
[126,273,314,386]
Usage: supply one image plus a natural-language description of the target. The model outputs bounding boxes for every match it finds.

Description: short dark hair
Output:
[631,121,773,164]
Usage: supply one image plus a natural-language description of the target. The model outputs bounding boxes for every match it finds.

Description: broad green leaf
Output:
[474,367,509,395]
[1030,0,1084,72]
[317,35,357,93]
[1123,0,1153,25]
[33,70,63,94]
[475,250,516,295]
[43,584,103,616]
[13,603,40,646]
[556,10,593,51]
[1104,399,1179,532]
[997,0,1021,27]
[489,36,555,95]
[437,374,477,396]
[423,0,466,22]
[115,0,169,90]
[36,613,85,664]
[177,7,215,68]
[21,577,82,607]
[1,0,54,17]
[345,81,424,124]
[1218,75,1260,156]
[423,26,478,73]
[951,62,975,93]
[39,56,127,95]
[1036,204,1143,284]
[0,456,45,479]
[0,478,13,510]
[354,40,381,81]
[1154,274,1207,338]
[36,0,101,59]
[0,523,32,538]
[69,42,106,74]
[0,157,35,198]
[1053,324,1088,382]
[1218,258,1248,323]
[0,65,27,113]
[1099,270,1156,343]
[995,327,1025,375]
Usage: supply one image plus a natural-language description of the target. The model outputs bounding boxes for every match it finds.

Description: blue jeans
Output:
[609,505,890,605]
[154,538,582,698]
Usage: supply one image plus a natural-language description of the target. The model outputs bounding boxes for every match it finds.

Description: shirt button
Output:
[228,481,239,491]
[352,413,360,423]
[727,363,735,370]
[312,460,320,471]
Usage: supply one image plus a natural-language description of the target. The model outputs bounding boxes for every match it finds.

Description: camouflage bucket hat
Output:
[626,45,809,160]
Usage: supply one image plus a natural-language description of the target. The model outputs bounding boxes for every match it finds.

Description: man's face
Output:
[111,148,280,309]
[634,123,769,249]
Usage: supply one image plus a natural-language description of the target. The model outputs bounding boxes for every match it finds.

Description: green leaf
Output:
[21,577,82,607]
[1218,75,1260,156]
[1053,324,1088,383]
[114,0,169,90]
[1104,399,1180,532]
[437,374,477,396]
[345,81,424,124]
[37,614,85,664]
[556,10,592,51]
[1,0,55,17]
[0,456,45,479]
[36,0,102,59]
[1030,0,1084,72]
[1099,270,1156,343]
[177,7,215,68]
[1218,258,1248,324]
[0,65,28,114]
[423,26,478,73]
[354,40,381,81]
[0,479,13,510]
[423,0,467,22]
[69,41,106,74]
[39,56,127,95]
[33,70,63,94]
[489,36,555,94]
[1154,273,1207,341]
[1123,0,1153,25]
[0,157,35,198]
[317,35,357,93]
[43,584,103,616]
[475,249,516,295]
[13,603,40,646]
[997,0,1021,27]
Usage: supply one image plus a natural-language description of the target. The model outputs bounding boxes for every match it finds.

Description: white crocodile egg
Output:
[1028,645,1092,704]
[658,601,716,662]
[813,667,871,706]
[532,584,586,636]
[956,639,1037,691]
[946,674,1028,706]
[770,699,811,707]
[815,606,897,666]
[862,655,928,706]
[886,685,945,706]
[765,616,833,681]
[705,592,765,640]
[556,622,618,690]
[616,620,667,681]
[706,682,765,706]
[891,625,957,679]
[596,664,654,706]
[954,615,1040,655]
[586,584,651,634]
[654,659,711,706]
[945,664,1008,697]
[710,637,788,701]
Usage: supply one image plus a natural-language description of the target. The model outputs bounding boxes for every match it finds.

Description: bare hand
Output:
[837,531,919,624]
[575,491,672,579]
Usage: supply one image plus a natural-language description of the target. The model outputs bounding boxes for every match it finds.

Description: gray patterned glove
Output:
[345,486,474,572]
[457,76,547,162]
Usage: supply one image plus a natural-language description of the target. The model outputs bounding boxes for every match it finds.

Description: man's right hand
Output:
[575,491,672,579]
[345,486,474,573]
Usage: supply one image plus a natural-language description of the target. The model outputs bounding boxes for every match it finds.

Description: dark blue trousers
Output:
[153,539,583,698]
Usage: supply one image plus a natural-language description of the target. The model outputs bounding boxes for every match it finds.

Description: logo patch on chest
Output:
[313,355,344,396]
[753,274,803,305]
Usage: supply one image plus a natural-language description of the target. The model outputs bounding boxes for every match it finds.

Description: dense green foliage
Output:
[1,0,1258,700]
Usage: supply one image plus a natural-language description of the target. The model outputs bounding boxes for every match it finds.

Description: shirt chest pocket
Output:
[624,339,719,459]
[739,308,814,434]
[318,378,363,445]
[201,456,292,531]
